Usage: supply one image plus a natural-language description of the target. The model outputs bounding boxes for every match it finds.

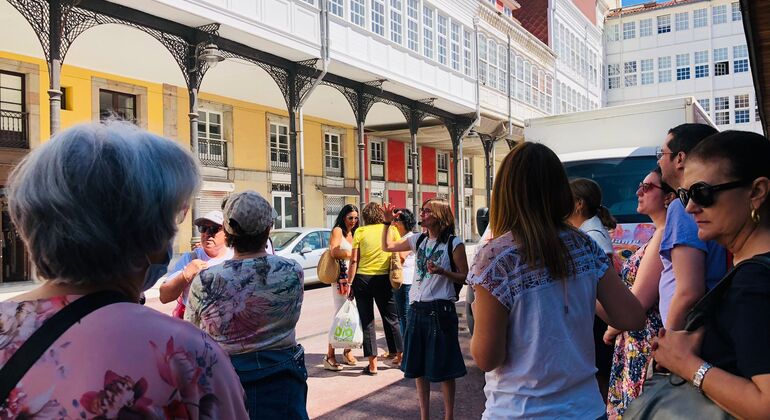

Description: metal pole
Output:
[452,137,464,237]
[357,120,366,211]
[48,0,62,135]
[189,88,202,247]
[411,130,419,230]
[289,106,300,228]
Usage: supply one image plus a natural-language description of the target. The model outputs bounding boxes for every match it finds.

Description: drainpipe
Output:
[295,0,330,226]
[507,31,513,141]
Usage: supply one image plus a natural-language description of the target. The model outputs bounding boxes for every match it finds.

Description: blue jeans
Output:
[394,284,411,338]
[229,344,309,420]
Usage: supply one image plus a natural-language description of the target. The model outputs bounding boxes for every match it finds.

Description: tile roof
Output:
[511,0,549,45]
[607,0,702,18]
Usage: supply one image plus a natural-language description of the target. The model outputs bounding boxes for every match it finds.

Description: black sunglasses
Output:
[677,180,752,208]
[197,224,222,235]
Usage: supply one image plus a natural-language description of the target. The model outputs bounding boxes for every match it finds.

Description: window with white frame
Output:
[698,98,710,112]
[369,140,384,180]
[350,0,365,27]
[732,2,742,21]
[608,63,620,89]
[450,22,461,71]
[407,145,420,182]
[714,47,729,76]
[657,15,671,34]
[390,0,403,45]
[197,110,226,167]
[676,53,690,80]
[641,59,654,85]
[516,56,525,101]
[532,69,540,107]
[734,45,749,73]
[329,0,344,17]
[422,5,434,59]
[463,29,473,76]
[324,133,343,177]
[371,0,385,36]
[640,18,652,37]
[715,96,730,125]
[658,56,672,83]
[695,50,709,78]
[735,94,750,124]
[545,75,553,113]
[488,39,498,90]
[694,8,708,28]
[406,0,419,52]
[623,22,636,39]
[270,122,290,172]
[478,34,488,86]
[607,24,619,42]
[463,157,472,188]
[675,12,689,30]
[524,61,532,103]
[437,152,449,186]
[624,61,637,87]
[436,14,448,66]
[712,5,727,25]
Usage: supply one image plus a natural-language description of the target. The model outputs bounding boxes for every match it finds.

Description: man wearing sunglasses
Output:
[657,123,728,331]
[159,210,234,318]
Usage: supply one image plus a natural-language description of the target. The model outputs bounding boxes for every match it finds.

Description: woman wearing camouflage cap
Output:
[186,190,307,420]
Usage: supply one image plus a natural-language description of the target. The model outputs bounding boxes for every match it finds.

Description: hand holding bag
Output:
[389,252,403,289]
[623,255,770,420]
[329,300,363,349]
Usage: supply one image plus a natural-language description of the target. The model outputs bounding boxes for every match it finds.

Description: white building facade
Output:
[604,0,761,133]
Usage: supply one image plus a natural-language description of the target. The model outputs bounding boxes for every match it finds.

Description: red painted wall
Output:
[388,190,406,208]
[422,192,437,204]
[572,0,596,25]
[387,140,406,183]
[421,146,437,185]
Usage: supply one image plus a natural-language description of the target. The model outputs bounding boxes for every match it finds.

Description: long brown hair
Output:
[423,198,455,242]
[569,178,617,230]
[490,142,575,279]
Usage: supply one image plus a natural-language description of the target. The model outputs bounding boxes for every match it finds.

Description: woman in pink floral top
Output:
[0,122,248,419]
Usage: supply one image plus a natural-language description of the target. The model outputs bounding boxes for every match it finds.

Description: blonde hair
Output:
[423,198,455,241]
[490,142,574,279]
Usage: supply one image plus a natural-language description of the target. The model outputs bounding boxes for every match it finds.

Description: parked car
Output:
[270,228,331,286]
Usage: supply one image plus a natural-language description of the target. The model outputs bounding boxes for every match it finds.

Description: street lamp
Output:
[197,43,225,68]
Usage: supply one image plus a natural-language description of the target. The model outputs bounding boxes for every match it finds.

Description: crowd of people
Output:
[0,119,768,420]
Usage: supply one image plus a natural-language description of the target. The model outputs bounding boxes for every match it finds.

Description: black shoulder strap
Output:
[447,235,457,273]
[685,255,770,332]
[0,290,130,404]
[415,233,427,251]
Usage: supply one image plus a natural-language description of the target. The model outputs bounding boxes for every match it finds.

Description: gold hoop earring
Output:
[751,208,761,224]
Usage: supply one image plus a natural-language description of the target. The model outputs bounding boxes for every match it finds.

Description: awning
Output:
[477,116,524,141]
[316,186,360,196]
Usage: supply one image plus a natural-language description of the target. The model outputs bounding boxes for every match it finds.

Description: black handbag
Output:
[622,255,770,419]
[0,290,130,405]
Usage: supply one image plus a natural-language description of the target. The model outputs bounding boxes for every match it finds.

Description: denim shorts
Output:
[230,344,309,420]
[401,300,467,382]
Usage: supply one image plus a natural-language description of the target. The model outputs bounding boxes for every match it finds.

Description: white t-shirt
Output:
[401,232,416,286]
[468,229,610,419]
[579,215,614,255]
[407,234,463,303]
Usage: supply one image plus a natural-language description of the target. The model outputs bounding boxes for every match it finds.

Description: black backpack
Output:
[415,233,465,299]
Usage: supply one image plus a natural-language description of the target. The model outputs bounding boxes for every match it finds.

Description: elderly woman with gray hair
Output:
[0,122,247,419]
[186,190,307,420]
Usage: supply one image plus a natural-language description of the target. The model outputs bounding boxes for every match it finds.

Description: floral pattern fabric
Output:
[606,243,664,419]
[185,255,304,355]
[0,295,248,419]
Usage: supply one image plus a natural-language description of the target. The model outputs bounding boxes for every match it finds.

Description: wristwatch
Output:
[692,362,713,392]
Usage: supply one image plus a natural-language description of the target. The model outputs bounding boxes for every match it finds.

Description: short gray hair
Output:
[8,121,200,285]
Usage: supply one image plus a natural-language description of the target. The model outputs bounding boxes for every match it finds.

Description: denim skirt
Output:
[401,300,467,382]
[230,344,309,420]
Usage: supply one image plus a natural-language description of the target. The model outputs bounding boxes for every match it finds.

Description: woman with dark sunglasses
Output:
[652,131,770,418]
[605,167,676,418]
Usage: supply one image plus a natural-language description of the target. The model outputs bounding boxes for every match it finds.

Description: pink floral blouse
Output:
[0,295,248,419]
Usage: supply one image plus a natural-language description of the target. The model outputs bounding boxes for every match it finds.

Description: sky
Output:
[622,0,651,5]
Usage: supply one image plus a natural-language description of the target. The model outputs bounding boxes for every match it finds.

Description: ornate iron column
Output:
[479,133,497,206]
[397,101,433,228]
[444,117,475,238]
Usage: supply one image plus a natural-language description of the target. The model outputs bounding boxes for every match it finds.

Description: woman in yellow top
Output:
[348,202,402,375]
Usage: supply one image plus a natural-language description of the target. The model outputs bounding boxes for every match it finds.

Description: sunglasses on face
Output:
[346,216,359,221]
[639,182,664,194]
[197,224,222,235]
[420,208,433,214]
[677,180,752,208]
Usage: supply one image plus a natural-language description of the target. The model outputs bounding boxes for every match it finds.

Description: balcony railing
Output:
[198,138,227,167]
[370,161,384,181]
[464,174,473,189]
[0,110,28,149]
[271,149,290,172]
[438,170,449,186]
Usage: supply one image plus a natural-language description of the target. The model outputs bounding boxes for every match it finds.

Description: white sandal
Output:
[323,356,343,371]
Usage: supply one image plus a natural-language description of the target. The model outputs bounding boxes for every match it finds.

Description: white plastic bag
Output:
[328,300,363,349]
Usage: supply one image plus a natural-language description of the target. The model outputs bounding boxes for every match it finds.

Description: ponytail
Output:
[597,205,617,230]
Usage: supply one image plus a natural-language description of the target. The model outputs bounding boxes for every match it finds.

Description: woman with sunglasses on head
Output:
[467,142,645,419]
[651,131,770,418]
[605,167,676,418]
[323,204,360,371]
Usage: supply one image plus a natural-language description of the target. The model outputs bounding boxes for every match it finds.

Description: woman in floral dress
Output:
[605,167,675,418]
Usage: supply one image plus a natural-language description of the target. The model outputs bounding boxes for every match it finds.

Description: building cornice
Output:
[478,5,556,67]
